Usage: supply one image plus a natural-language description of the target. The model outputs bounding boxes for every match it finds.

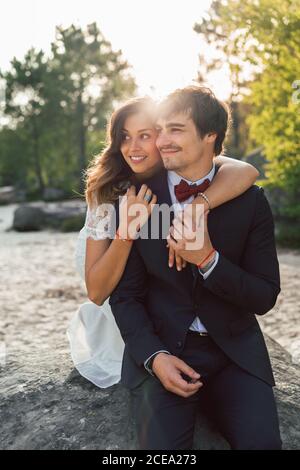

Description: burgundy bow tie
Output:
[174,178,211,203]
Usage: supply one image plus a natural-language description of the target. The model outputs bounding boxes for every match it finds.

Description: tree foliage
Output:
[195,0,300,239]
[0,23,136,196]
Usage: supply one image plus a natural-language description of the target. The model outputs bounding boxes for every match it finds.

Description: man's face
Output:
[155,112,207,172]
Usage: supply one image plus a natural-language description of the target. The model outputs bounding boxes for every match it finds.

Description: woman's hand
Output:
[118,184,157,240]
[190,196,210,231]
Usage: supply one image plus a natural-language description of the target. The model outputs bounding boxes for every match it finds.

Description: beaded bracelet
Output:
[196,192,211,211]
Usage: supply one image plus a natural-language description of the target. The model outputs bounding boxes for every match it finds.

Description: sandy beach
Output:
[0,202,299,395]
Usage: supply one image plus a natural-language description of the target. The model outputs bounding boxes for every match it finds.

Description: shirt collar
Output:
[168,162,216,187]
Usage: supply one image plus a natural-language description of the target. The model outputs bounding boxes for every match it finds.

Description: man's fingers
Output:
[167,373,203,397]
[175,359,201,380]
[168,245,185,270]
[169,370,201,389]
[157,356,203,397]
[167,235,187,270]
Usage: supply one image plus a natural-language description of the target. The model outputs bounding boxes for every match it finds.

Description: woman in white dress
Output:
[67,96,259,388]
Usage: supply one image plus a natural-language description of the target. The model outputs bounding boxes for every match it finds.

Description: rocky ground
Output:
[0,202,299,449]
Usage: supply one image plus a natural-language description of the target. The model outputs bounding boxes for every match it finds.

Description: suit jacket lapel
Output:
[142,167,175,237]
[146,167,173,207]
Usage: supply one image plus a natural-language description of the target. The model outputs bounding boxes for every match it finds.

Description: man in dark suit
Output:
[109,86,282,450]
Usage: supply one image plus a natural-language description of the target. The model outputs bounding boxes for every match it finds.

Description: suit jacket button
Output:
[176,341,182,348]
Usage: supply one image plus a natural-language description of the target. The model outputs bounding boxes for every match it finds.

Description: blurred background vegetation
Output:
[0,22,137,199]
[0,0,299,246]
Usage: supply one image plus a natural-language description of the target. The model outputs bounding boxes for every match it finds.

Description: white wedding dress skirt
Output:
[66,224,124,388]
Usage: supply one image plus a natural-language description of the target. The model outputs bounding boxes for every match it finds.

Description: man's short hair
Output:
[158,85,230,156]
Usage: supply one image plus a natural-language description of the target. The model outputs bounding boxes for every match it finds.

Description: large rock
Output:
[0,186,16,205]
[42,204,86,229]
[12,201,86,232]
[0,336,299,450]
[13,205,45,231]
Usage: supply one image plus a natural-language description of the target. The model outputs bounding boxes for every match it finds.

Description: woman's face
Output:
[120,111,162,176]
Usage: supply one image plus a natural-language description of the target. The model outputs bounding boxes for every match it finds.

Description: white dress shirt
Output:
[144,163,220,375]
[167,163,219,332]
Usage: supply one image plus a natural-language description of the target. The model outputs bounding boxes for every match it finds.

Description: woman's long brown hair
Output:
[84,96,157,208]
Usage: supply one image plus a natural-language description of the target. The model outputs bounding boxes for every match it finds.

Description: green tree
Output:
[49,22,136,193]
[0,23,136,197]
[1,48,49,193]
[195,0,300,244]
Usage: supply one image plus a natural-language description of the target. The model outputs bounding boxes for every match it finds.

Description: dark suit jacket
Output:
[109,166,281,390]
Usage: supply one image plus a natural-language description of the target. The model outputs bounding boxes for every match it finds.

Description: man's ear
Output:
[205,132,217,144]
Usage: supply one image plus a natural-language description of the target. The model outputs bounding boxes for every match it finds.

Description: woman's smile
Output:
[130,155,148,163]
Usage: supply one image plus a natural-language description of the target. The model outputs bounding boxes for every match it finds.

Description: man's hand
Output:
[167,206,214,267]
[167,245,187,271]
[152,352,203,398]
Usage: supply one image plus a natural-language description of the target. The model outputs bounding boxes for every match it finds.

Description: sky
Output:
[0,0,232,100]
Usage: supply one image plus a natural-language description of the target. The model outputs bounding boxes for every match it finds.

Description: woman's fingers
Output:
[137,184,149,201]
[168,246,175,268]
[127,185,136,196]
[128,184,155,209]
[137,184,156,212]
[169,224,185,244]
[144,188,153,208]
[149,194,157,213]
[175,210,190,231]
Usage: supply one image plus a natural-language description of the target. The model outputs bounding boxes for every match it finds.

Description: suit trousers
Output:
[130,330,282,450]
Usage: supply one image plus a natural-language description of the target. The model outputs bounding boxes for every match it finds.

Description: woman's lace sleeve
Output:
[74,199,116,280]
[84,201,116,241]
